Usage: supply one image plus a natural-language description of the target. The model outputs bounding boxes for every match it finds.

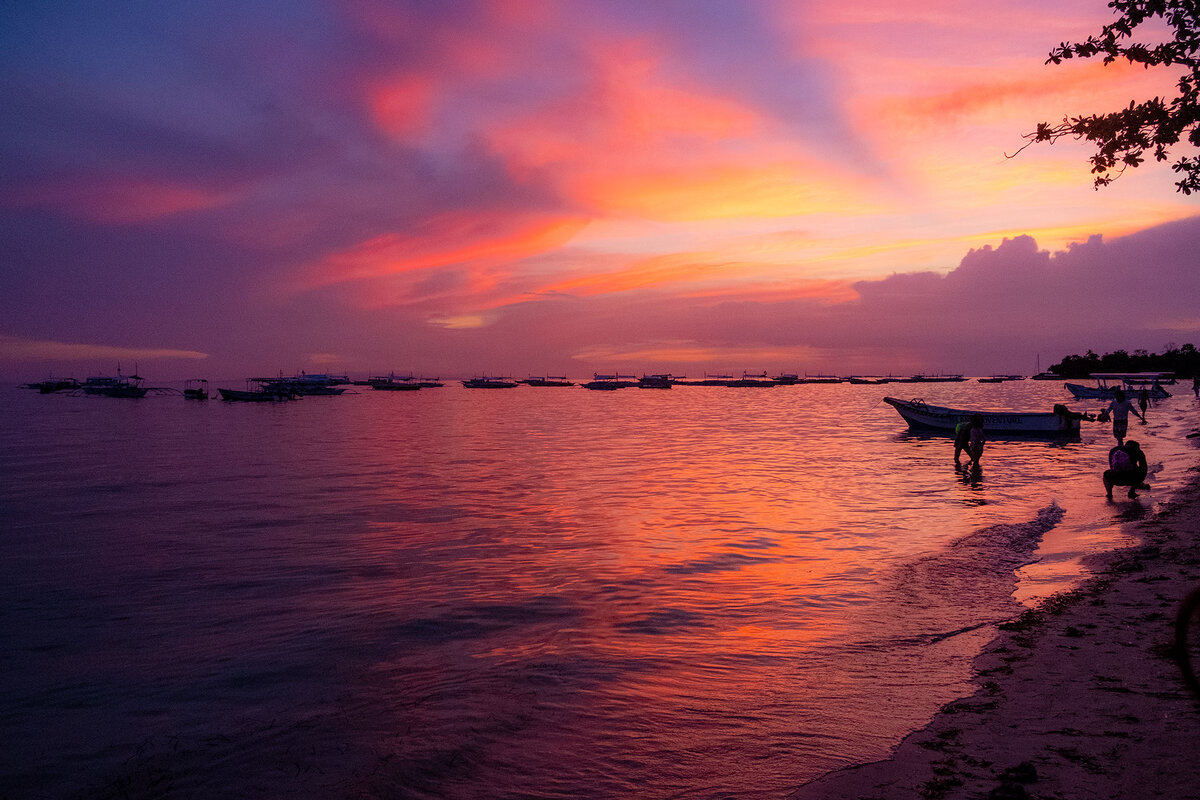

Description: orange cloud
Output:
[537,252,746,297]
[489,44,759,171]
[877,58,1179,130]
[573,162,874,221]
[301,212,588,290]
[485,37,764,206]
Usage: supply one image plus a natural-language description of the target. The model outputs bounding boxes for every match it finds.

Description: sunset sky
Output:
[2,0,1198,380]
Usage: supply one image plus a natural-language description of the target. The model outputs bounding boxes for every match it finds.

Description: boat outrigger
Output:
[884,397,1089,437]
[1064,372,1172,400]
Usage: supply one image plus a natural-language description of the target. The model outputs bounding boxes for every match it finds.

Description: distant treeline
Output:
[1049,343,1199,378]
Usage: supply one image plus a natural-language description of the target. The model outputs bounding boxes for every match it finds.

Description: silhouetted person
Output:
[1104,440,1147,500]
[953,417,971,466]
[1138,387,1150,417]
[966,413,985,468]
[1193,376,1199,397]
[1102,388,1143,445]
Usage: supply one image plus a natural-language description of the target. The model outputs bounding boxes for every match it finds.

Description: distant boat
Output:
[796,374,842,384]
[884,397,1086,437]
[1065,372,1172,400]
[846,376,887,385]
[726,372,776,387]
[252,372,348,396]
[462,377,518,388]
[24,378,80,393]
[582,373,638,390]
[368,373,422,391]
[81,370,148,398]
[183,379,209,400]
[218,382,298,402]
[896,373,965,383]
[520,376,575,387]
[637,374,672,389]
[773,373,799,385]
[1030,355,1058,380]
[371,381,421,391]
[977,375,1025,383]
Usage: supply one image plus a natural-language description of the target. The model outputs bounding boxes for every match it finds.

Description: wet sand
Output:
[791,457,1200,799]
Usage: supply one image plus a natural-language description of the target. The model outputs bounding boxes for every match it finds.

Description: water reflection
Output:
[0,383,1195,798]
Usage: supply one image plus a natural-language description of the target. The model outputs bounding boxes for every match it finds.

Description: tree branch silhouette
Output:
[1018,0,1200,194]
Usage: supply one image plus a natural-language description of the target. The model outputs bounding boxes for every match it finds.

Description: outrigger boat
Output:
[726,371,777,387]
[884,397,1088,437]
[462,376,518,388]
[218,381,299,402]
[896,373,966,383]
[368,373,422,391]
[183,379,209,399]
[582,373,638,390]
[1064,372,1172,400]
[81,369,148,398]
[253,372,348,396]
[520,376,575,387]
[24,378,80,393]
[637,374,672,389]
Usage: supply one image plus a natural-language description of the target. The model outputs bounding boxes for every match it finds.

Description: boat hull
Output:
[1066,382,1169,400]
[884,397,1081,436]
[83,386,148,398]
[462,379,518,388]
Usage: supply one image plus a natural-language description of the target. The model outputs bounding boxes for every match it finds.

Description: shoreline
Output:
[790,443,1200,799]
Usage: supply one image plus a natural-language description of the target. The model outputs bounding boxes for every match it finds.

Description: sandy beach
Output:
[792,447,1200,798]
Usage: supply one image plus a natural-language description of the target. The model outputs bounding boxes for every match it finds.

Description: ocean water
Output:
[2,380,1196,799]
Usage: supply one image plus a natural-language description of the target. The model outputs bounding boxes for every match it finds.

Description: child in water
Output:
[954,414,985,469]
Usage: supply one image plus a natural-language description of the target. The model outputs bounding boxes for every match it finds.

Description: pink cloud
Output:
[6,176,233,224]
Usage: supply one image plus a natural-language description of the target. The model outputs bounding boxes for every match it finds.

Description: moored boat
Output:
[253,372,349,396]
[218,383,298,402]
[1065,372,1172,400]
[183,379,209,399]
[896,373,966,383]
[582,373,638,390]
[637,374,672,389]
[81,370,148,398]
[462,376,518,388]
[368,373,422,391]
[884,397,1087,436]
[24,378,80,393]
[726,371,776,387]
[520,376,575,387]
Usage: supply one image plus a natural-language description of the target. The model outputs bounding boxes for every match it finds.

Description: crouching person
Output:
[1104,440,1148,499]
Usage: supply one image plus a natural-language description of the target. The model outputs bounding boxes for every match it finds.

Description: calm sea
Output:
[2,380,1196,799]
